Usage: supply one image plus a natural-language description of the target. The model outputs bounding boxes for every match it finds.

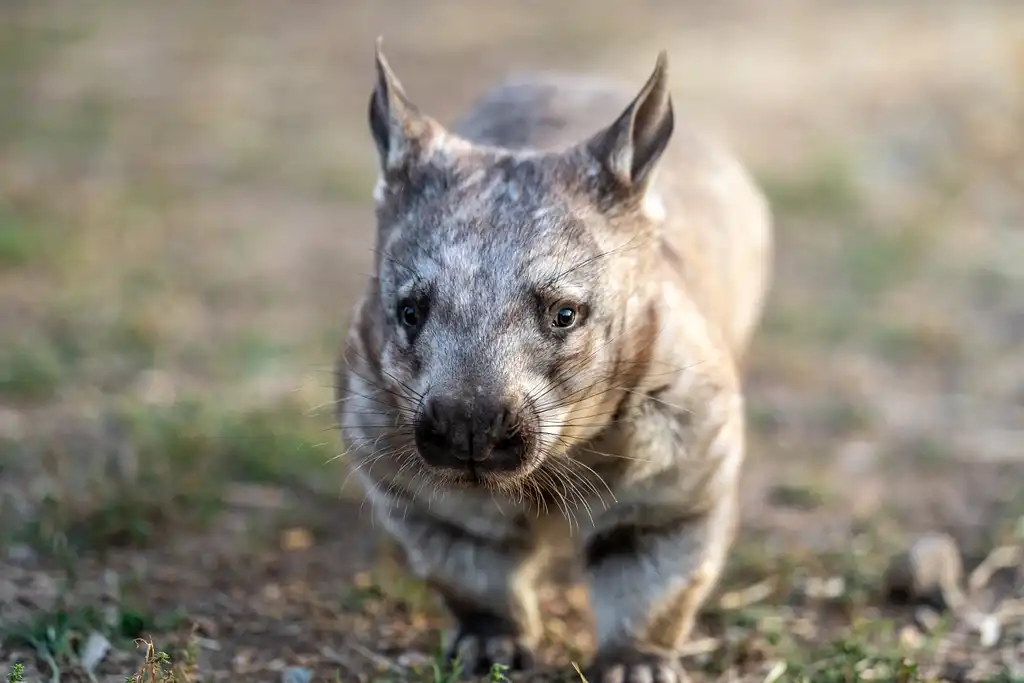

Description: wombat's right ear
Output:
[369,38,439,174]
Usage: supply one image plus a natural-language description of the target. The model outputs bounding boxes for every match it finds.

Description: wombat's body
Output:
[336,42,772,682]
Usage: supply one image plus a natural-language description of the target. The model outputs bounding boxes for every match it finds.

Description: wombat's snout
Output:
[414,393,533,475]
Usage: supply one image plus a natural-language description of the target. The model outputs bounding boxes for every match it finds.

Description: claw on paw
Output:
[585,649,689,683]
[445,632,536,677]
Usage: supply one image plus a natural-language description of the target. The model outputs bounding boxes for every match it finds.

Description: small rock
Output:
[883,532,964,610]
[281,666,313,683]
[79,631,111,673]
[397,652,431,668]
[194,637,221,651]
[914,606,942,633]
[224,483,289,510]
[6,543,36,564]
[977,614,1001,648]
[802,575,845,600]
[898,625,923,649]
[280,527,314,551]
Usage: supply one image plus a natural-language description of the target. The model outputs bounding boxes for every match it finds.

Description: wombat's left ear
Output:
[586,51,674,193]
[369,38,446,174]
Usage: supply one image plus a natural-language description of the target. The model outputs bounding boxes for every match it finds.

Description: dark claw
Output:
[445,632,535,676]
[443,611,536,678]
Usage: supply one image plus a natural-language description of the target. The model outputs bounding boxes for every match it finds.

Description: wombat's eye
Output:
[398,298,421,328]
[553,305,578,329]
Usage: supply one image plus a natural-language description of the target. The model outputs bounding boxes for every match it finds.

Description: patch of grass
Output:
[898,436,953,472]
[0,337,64,402]
[809,394,874,437]
[37,90,115,158]
[317,158,377,203]
[229,335,293,374]
[760,301,863,348]
[871,321,961,364]
[1,603,185,682]
[0,11,80,148]
[5,664,24,683]
[18,394,337,554]
[840,225,931,302]
[768,483,833,510]
[215,402,335,486]
[778,636,922,683]
[126,635,197,683]
[760,152,863,216]
[369,636,543,683]
[345,563,436,616]
[718,533,799,589]
[0,204,47,268]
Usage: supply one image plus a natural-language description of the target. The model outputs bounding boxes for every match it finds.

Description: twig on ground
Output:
[339,640,407,676]
[967,544,1022,595]
[718,578,775,610]
[678,637,721,658]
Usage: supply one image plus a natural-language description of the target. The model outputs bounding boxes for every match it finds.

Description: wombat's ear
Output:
[369,38,441,174]
[587,51,674,194]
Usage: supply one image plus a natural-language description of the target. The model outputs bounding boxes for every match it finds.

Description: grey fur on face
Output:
[366,42,675,491]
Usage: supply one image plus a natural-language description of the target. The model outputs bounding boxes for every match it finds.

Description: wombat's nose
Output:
[415,395,530,473]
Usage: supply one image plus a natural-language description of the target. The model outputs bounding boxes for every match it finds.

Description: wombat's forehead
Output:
[387,226,582,287]
[387,201,592,271]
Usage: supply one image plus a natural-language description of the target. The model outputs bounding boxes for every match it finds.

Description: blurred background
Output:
[1,1,1022,681]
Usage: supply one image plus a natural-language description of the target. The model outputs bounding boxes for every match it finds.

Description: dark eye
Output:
[398,298,421,328]
[553,305,578,329]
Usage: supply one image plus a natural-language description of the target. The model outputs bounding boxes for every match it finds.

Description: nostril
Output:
[493,431,524,453]
[491,406,526,454]
[423,398,441,428]
[494,405,516,431]
[416,399,447,446]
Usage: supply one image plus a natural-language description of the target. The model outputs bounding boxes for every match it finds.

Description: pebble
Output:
[802,575,845,600]
[914,606,943,633]
[79,631,111,674]
[898,625,923,649]
[977,614,1001,648]
[883,532,964,609]
[5,543,36,564]
[281,666,313,683]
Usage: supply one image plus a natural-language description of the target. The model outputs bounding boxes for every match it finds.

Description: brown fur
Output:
[335,38,772,682]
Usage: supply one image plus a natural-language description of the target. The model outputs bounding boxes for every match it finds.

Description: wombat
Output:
[335,38,773,683]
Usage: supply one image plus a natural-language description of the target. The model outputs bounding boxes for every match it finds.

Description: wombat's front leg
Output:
[582,497,737,683]
[371,497,545,676]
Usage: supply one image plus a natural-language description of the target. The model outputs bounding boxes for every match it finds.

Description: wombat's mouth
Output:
[427,454,542,490]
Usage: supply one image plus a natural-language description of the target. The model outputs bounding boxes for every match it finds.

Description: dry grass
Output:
[2,0,1023,681]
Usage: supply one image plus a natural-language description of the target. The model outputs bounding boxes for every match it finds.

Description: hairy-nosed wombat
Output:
[336,39,773,683]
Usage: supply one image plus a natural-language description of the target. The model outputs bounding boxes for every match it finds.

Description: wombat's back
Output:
[452,72,773,360]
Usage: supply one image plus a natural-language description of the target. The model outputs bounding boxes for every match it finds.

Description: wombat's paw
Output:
[585,648,690,683]
[444,613,536,677]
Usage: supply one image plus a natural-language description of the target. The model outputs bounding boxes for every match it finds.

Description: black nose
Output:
[414,395,531,473]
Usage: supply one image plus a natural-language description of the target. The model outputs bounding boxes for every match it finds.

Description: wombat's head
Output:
[364,39,673,490]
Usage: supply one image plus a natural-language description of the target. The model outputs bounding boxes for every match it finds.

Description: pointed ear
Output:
[587,51,674,193]
[368,37,442,174]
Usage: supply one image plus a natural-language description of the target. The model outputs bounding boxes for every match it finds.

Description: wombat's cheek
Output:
[525,395,570,451]
[377,345,426,406]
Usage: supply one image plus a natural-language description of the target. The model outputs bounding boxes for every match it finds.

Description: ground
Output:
[1,0,1023,681]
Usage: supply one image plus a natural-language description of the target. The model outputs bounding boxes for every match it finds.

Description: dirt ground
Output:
[1,0,1023,681]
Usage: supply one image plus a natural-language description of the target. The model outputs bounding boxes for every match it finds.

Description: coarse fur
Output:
[335,38,773,683]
